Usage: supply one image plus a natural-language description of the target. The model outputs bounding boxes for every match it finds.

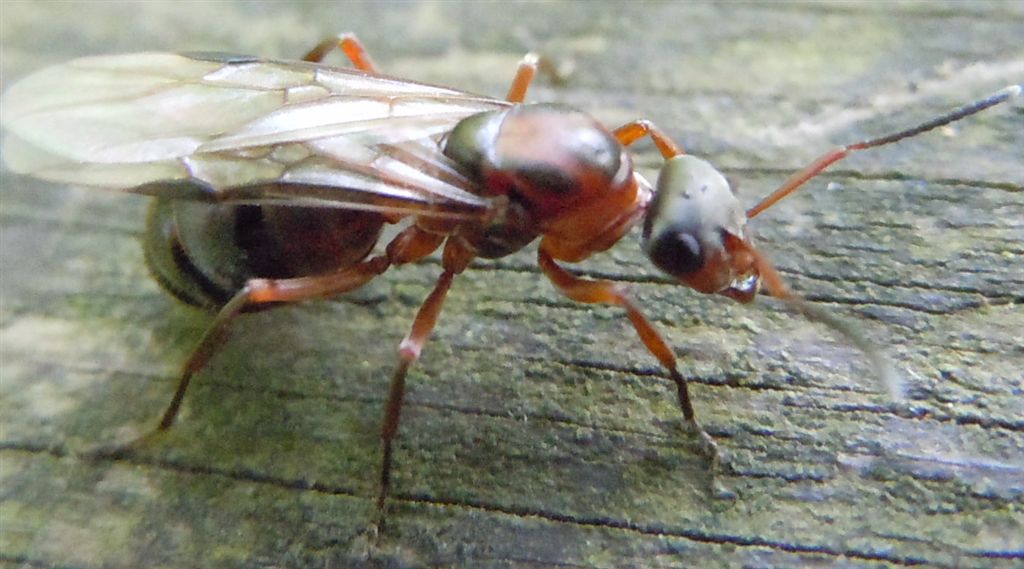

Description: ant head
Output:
[642,155,901,395]
[638,85,1020,400]
[642,155,768,303]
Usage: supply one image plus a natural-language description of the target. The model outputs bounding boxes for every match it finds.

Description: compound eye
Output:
[645,227,704,277]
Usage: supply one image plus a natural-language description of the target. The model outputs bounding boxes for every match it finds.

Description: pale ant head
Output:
[642,155,770,303]
[640,154,901,397]
[641,84,1021,312]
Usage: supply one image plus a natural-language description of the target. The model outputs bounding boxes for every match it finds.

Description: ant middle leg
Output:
[504,52,573,103]
[374,237,475,530]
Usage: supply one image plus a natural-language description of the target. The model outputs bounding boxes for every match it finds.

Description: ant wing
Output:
[2,52,510,220]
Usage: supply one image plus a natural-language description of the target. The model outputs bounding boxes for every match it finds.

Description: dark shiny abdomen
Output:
[144,198,384,309]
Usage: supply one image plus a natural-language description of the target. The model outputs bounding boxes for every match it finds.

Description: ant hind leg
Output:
[85,255,392,460]
[303,32,380,73]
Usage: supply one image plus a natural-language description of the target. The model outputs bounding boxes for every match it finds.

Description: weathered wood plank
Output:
[2,2,1022,568]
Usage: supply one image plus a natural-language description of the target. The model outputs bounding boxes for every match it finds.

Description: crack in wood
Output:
[0,443,999,567]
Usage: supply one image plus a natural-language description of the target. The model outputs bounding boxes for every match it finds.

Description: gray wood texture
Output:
[2,2,1022,568]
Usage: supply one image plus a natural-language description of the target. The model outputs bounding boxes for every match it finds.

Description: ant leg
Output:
[376,270,455,516]
[375,238,473,527]
[84,253,393,461]
[505,53,540,103]
[157,226,444,432]
[613,120,686,159]
[157,255,392,430]
[537,248,720,473]
[303,32,380,73]
[504,52,572,103]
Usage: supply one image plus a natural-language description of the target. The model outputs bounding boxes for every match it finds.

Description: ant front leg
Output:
[303,32,380,73]
[613,120,686,159]
[537,248,722,477]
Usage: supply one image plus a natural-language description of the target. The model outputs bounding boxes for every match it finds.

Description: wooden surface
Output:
[2,2,1022,568]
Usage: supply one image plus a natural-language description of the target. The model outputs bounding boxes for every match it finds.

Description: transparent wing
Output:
[1,52,511,219]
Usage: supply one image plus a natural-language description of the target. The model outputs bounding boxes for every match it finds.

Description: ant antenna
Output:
[743,84,1020,398]
[745,242,904,398]
[747,84,1021,219]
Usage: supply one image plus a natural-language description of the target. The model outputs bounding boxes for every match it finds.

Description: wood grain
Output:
[2,2,1022,568]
